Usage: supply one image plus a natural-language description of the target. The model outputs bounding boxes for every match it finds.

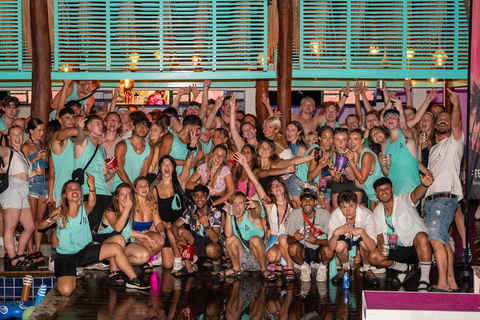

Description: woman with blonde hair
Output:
[263,117,292,159]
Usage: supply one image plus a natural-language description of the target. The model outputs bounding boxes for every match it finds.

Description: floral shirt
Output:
[181,204,223,239]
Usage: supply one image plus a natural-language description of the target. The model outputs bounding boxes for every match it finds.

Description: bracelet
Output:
[159,232,166,238]
[46,217,53,223]
[89,189,96,192]
[343,93,349,98]
[187,145,197,151]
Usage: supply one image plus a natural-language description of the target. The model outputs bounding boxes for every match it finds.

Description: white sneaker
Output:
[172,259,184,273]
[84,262,110,271]
[300,281,311,297]
[151,253,163,266]
[293,262,301,271]
[316,266,328,282]
[310,262,319,270]
[449,237,455,254]
[300,263,312,282]
[48,256,55,272]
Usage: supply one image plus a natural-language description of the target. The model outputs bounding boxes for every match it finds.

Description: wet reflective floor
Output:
[28,261,475,320]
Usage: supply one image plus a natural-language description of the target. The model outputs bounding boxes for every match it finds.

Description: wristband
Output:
[187,145,197,151]
[89,189,96,193]
[343,93,349,98]
[159,232,166,238]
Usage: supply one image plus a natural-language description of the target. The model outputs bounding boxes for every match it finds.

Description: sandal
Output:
[222,258,232,268]
[274,263,283,277]
[203,259,213,268]
[6,254,35,271]
[262,269,278,282]
[391,264,416,286]
[212,263,222,273]
[216,267,242,278]
[173,266,196,277]
[285,269,296,282]
[139,263,153,274]
[417,281,431,292]
[34,252,46,263]
[108,270,125,286]
[27,253,39,265]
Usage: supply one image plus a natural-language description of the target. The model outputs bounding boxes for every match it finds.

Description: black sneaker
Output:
[363,270,380,286]
[126,277,150,290]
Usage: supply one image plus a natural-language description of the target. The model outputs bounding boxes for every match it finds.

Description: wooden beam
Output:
[444,79,451,113]
[30,0,51,125]
[276,0,292,133]
[255,80,269,125]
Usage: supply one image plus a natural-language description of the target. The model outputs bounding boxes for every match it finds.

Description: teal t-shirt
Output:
[74,139,110,196]
[385,214,404,247]
[51,139,76,199]
[358,147,384,202]
[111,139,150,191]
[384,129,420,195]
[56,207,92,255]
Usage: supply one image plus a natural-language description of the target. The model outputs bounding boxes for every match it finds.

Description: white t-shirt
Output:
[426,133,464,200]
[286,207,330,249]
[374,193,428,247]
[328,205,377,244]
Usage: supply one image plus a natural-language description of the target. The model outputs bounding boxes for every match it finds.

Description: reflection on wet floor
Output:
[30,262,475,320]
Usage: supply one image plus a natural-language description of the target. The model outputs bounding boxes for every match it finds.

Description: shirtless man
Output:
[52,80,100,115]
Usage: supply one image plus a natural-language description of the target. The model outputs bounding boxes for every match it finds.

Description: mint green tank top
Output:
[56,206,92,254]
[232,211,265,251]
[296,144,319,183]
[170,133,195,177]
[384,129,420,195]
[50,83,81,119]
[358,147,384,202]
[52,139,75,199]
[111,139,150,191]
[74,139,110,196]
[97,215,133,243]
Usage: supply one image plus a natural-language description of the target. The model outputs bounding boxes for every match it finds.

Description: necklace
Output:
[276,200,287,205]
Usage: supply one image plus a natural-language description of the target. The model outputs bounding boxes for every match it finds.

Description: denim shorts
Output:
[29,175,48,198]
[425,197,458,245]
[0,177,30,209]
[239,248,261,271]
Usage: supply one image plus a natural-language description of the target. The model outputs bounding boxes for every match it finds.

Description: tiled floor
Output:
[5,202,480,319]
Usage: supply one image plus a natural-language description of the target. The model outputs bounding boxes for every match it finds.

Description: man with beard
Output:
[112,112,153,189]
[74,115,115,231]
[328,190,378,286]
[160,114,203,177]
[369,176,433,292]
[287,189,332,283]
[216,191,276,280]
[380,99,420,194]
[170,184,223,275]
[424,89,463,292]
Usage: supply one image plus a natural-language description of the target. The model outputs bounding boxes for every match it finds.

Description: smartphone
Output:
[314,148,323,162]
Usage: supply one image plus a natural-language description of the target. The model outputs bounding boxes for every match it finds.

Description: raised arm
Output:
[235,152,267,201]
[410,171,434,204]
[361,83,373,113]
[171,87,188,113]
[177,130,199,189]
[338,81,350,110]
[108,87,121,113]
[262,93,274,118]
[230,95,245,150]
[448,88,463,140]
[55,80,73,119]
[353,81,364,127]
[204,94,224,130]
[404,79,413,108]
[392,98,414,139]
[74,118,87,158]
[199,80,211,121]
[85,172,97,214]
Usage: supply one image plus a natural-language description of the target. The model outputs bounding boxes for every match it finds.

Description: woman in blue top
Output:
[38,176,149,296]
[22,118,48,263]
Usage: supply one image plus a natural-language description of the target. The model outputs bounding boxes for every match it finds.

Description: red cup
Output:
[181,245,196,261]
[105,157,118,170]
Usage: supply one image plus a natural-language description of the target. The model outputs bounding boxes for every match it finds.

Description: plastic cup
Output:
[57,216,67,229]
[181,245,196,261]
[105,157,118,170]
[35,163,42,173]
[335,155,349,170]
[385,154,392,166]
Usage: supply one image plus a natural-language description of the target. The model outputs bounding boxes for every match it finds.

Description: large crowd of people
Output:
[0,79,470,295]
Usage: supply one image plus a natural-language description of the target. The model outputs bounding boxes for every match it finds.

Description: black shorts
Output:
[388,245,419,264]
[337,235,363,251]
[55,243,102,278]
[304,246,322,264]
[331,180,363,196]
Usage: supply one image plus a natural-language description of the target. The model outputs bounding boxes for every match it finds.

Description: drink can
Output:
[378,79,385,89]
[383,244,390,257]
[342,269,350,289]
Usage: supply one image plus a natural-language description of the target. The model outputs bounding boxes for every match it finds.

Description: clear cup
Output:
[57,216,67,229]
[385,154,392,166]
[383,244,390,257]
[35,162,42,173]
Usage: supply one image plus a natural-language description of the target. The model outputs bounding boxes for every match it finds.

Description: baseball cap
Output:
[299,188,317,200]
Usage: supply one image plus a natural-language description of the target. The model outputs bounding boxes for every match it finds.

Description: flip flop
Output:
[139,263,153,274]
[262,269,278,282]
[417,281,431,292]
[431,287,448,292]
[216,267,242,278]
[285,269,296,282]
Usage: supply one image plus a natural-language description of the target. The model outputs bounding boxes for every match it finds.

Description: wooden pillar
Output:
[444,79,451,113]
[276,0,292,133]
[30,0,51,125]
[255,80,269,125]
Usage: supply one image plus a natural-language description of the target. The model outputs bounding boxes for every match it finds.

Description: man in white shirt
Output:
[328,190,378,286]
[369,175,433,292]
[287,189,332,283]
[424,89,463,292]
